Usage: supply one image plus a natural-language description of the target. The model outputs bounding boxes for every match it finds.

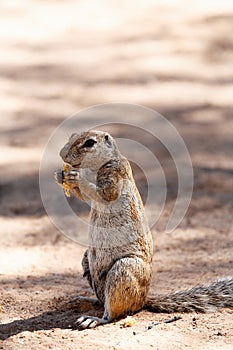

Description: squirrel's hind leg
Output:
[104,257,151,321]
[74,257,151,330]
[81,249,93,289]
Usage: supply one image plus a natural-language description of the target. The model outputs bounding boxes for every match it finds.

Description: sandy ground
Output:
[0,1,233,349]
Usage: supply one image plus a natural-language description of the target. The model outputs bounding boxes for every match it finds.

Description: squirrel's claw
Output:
[63,170,79,185]
[54,170,63,185]
[74,315,108,330]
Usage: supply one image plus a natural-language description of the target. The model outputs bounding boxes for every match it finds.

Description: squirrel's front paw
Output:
[54,167,79,186]
[63,169,79,185]
[54,165,79,197]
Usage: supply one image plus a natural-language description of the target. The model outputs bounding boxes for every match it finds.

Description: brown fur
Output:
[55,130,233,329]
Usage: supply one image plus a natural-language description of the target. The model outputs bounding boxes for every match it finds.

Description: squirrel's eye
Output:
[82,139,96,148]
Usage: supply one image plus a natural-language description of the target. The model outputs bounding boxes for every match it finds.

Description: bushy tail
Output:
[145,277,233,313]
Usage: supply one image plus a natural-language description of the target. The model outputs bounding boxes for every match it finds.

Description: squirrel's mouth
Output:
[67,161,81,168]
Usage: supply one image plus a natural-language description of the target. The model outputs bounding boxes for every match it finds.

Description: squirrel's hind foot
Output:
[74,315,109,330]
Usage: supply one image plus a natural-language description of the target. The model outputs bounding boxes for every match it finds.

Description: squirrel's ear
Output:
[104,134,112,146]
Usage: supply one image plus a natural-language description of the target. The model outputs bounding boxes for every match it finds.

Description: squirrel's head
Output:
[60,130,119,170]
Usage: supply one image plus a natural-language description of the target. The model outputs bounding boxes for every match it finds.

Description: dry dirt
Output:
[0,1,233,349]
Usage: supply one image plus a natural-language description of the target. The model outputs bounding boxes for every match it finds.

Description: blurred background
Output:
[1,0,232,223]
[0,1,233,347]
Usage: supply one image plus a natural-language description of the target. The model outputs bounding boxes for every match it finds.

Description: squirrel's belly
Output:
[89,204,149,247]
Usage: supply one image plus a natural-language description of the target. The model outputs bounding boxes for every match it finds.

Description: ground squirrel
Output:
[55,130,233,330]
